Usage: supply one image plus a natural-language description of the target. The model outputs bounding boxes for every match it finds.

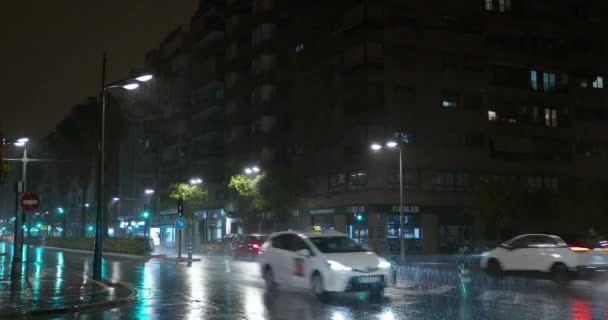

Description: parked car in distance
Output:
[234,234,267,260]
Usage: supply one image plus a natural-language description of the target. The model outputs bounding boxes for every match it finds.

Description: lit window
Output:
[498,0,511,12]
[544,108,557,127]
[295,43,304,52]
[592,76,604,89]
[216,88,224,101]
[530,70,538,91]
[488,111,497,121]
[484,0,493,11]
[442,100,457,108]
[543,72,557,91]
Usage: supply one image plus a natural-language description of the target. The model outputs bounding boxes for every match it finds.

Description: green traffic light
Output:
[357,214,363,221]
[143,211,150,219]
[36,223,42,228]
[87,225,94,232]
[57,207,64,214]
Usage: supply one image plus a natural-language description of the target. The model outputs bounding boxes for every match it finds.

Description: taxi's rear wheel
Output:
[264,267,277,292]
[551,263,569,286]
[311,273,328,302]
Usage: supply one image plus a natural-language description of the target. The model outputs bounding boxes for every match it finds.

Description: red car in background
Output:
[234,234,267,260]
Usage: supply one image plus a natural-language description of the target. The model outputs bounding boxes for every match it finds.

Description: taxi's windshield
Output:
[309,236,367,253]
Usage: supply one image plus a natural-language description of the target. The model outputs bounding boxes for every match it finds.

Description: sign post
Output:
[176,217,186,259]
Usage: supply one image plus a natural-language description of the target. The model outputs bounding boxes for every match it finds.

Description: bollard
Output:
[187,242,193,261]
[457,250,472,299]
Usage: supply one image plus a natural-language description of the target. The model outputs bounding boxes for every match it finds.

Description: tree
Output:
[258,166,309,227]
[469,180,526,241]
[49,97,126,237]
[228,168,309,231]
[228,174,266,210]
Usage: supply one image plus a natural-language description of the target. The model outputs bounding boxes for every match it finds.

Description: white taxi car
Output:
[481,233,608,282]
[258,230,392,300]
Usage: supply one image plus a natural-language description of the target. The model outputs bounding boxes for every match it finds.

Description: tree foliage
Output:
[469,180,525,241]
[228,174,266,211]
[228,167,309,226]
[470,178,608,241]
[168,183,208,211]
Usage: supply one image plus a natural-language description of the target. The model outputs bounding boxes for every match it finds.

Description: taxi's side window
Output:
[271,234,289,250]
[285,234,312,254]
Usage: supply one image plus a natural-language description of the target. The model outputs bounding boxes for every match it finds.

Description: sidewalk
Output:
[0,251,137,317]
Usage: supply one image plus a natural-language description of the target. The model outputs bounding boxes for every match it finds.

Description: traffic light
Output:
[353,212,365,222]
[57,207,64,214]
[177,198,184,216]
[142,209,150,219]
[87,225,94,232]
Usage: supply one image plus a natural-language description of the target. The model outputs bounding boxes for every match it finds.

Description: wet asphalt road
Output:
[8,246,608,320]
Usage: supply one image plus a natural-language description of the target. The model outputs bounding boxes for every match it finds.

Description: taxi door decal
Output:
[294,258,305,277]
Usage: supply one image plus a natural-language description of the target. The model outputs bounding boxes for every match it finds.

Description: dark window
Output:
[271,234,290,250]
[309,236,367,253]
[283,234,310,252]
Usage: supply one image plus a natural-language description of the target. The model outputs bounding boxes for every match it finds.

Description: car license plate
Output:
[358,276,380,284]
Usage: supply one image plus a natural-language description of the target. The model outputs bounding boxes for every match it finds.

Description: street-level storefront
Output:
[291,204,472,255]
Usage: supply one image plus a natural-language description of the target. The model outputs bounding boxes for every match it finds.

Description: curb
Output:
[34,245,151,259]
[0,279,138,319]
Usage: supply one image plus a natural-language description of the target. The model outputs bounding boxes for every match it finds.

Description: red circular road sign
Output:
[21,192,41,211]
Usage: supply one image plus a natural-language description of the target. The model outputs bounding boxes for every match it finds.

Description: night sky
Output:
[0,1,197,139]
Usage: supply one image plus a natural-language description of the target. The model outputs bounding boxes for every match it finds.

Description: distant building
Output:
[127,0,608,253]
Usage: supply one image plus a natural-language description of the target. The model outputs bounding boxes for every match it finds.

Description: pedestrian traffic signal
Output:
[177,198,184,216]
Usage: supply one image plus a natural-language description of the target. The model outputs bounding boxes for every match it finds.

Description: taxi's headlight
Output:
[378,258,391,269]
[327,260,352,271]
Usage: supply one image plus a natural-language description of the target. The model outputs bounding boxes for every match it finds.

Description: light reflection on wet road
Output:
[5,245,607,319]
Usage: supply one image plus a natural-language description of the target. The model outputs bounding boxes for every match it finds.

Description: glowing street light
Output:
[244,166,261,175]
[386,141,398,148]
[144,189,155,195]
[135,74,153,82]
[371,143,382,151]
[190,178,203,185]
[112,197,120,202]
[122,83,140,90]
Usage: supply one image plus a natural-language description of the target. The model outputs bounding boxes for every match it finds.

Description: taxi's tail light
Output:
[569,246,591,253]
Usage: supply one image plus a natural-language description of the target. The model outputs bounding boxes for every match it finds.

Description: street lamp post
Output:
[92,53,153,281]
[8,138,28,278]
[371,141,405,263]
[243,166,262,232]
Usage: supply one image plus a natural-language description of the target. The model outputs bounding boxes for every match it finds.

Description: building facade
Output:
[124,0,608,254]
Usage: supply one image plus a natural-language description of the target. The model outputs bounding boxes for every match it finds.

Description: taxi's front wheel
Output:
[311,273,328,302]
[264,267,277,292]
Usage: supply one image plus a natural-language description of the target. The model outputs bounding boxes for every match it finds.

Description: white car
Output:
[258,230,392,300]
[481,234,608,282]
